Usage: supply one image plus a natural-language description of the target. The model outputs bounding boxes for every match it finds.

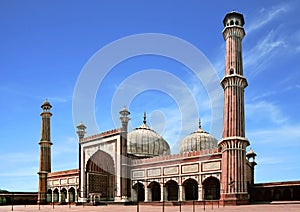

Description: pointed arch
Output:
[133,182,145,202]
[47,189,52,203]
[182,178,198,200]
[203,177,220,200]
[148,181,161,201]
[165,180,178,201]
[86,150,115,200]
[86,150,115,174]
[60,188,67,203]
[68,187,76,202]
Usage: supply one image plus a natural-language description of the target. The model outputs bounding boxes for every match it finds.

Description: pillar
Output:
[51,190,54,203]
[145,187,149,202]
[160,183,164,202]
[66,189,69,203]
[179,185,183,201]
[58,190,61,203]
[198,185,203,201]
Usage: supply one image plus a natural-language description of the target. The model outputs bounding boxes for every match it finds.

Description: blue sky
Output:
[0,0,300,191]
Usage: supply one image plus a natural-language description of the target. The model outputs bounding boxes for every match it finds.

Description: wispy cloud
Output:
[47,96,70,103]
[246,100,287,124]
[244,29,286,77]
[248,123,300,147]
[247,3,290,34]
[52,136,78,155]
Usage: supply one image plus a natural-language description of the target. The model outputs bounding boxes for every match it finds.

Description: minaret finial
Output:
[143,112,147,124]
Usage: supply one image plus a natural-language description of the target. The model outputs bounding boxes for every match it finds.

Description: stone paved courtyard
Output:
[1,203,300,212]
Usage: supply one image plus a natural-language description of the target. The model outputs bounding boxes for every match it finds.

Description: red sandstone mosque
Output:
[37,11,300,205]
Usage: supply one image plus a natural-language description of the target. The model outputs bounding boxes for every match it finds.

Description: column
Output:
[160,183,164,202]
[179,185,183,201]
[58,190,61,203]
[145,187,148,202]
[198,185,203,201]
[66,189,69,203]
[51,190,54,203]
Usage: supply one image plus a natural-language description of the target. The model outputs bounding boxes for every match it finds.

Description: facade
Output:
[37,11,300,205]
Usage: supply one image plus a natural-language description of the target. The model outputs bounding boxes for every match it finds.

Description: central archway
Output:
[203,177,220,200]
[86,150,115,200]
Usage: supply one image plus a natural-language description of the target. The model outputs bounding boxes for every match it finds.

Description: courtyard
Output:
[1,203,300,212]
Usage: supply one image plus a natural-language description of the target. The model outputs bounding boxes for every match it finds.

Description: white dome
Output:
[127,114,170,158]
[179,122,218,153]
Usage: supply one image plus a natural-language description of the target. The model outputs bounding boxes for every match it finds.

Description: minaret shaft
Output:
[37,101,52,204]
[219,12,250,205]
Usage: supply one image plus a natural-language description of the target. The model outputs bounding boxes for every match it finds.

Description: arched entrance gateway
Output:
[203,177,220,200]
[183,178,198,200]
[86,150,115,201]
[148,181,161,201]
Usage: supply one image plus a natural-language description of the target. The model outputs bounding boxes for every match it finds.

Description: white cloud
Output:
[246,100,287,124]
[248,123,300,147]
[52,136,78,155]
[244,30,286,77]
[247,3,290,34]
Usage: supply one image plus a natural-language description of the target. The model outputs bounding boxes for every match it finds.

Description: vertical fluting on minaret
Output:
[37,100,53,204]
[219,11,250,204]
[119,106,130,199]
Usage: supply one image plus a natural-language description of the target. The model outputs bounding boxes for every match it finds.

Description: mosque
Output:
[36,11,300,206]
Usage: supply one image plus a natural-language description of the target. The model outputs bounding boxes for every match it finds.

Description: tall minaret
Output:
[119,106,130,200]
[219,11,250,205]
[76,122,87,202]
[37,100,53,204]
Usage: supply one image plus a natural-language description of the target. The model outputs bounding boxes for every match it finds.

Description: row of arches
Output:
[253,187,300,202]
[133,177,220,202]
[47,187,78,203]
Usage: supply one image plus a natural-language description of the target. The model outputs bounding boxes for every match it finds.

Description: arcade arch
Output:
[182,178,198,200]
[203,177,220,200]
[148,181,161,201]
[165,180,178,201]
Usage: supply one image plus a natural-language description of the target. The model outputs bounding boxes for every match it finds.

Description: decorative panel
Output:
[202,161,221,172]
[147,168,161,177]
[163,166,178,175]
[53,180,59,185]
[60,179,67,185]
[132,170,145,178]
[68,178,75,184]
[182,164,199,174]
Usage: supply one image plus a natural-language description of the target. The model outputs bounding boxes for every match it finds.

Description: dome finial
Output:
[143,112,147,124]
[198,118,202,129]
